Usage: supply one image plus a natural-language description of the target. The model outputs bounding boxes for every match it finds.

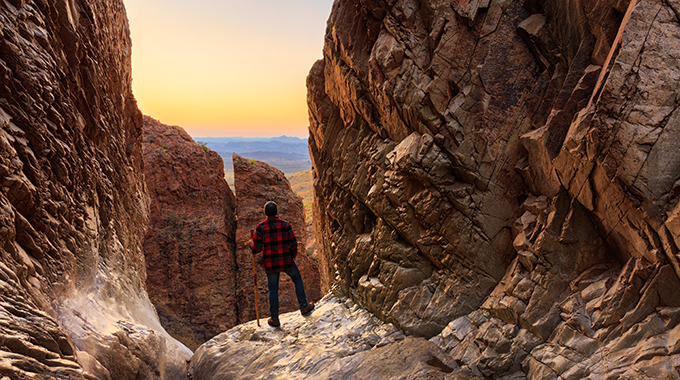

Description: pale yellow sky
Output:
[123,0,334,137]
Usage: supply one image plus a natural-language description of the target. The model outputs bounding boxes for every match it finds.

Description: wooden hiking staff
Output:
[251,229,260,326]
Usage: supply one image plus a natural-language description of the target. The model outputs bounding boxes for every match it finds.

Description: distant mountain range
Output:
[195,136,311,182]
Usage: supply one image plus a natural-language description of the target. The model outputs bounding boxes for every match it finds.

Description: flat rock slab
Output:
[189,293,458,379]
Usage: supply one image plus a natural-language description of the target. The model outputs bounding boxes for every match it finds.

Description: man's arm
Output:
[251,226,263,254]
[288,224,297,258]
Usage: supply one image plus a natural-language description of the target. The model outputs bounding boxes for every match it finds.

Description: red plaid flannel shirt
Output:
[251,216,298,274]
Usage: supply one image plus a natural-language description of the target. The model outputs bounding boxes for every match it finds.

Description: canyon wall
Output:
[0,1,189,379]
[308,0,680,376]
[233,154,322,323]
[142,117,238,351]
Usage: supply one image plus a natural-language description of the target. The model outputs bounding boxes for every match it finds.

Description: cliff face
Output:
[0,1,188,379]
[308,0,567,335]
[307,0,680,376]
[142,117,238,351]
[233,154,321,323]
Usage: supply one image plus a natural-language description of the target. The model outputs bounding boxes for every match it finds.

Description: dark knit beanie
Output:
[264,201,278,217]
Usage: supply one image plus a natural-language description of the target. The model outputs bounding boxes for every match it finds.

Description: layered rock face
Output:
[0,1,189,379]
[307,0,680,377]
[142,116,238,350]
[233,154,321,323]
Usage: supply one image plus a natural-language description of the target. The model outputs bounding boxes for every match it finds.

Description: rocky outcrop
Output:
[308,0,543,334]
[0,1,189,379]
[142,116,238,351]
[306,0,680,377]
[191,279,680,379]
[188,293,451,380]
[233,154,321,323]
[431,194,680,378]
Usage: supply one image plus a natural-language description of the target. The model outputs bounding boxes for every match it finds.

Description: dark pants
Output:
[266,262,308,320]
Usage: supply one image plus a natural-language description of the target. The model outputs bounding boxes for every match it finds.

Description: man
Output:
[251,201,314,327]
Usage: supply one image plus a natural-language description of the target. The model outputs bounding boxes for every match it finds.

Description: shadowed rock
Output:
[142,116,238,351]
[302,0,680,378]
[0,1,189,378]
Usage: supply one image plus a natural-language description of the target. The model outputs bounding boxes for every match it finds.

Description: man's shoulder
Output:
[255,219,271,230]
[258,217,291,227]
[273,218,292,229]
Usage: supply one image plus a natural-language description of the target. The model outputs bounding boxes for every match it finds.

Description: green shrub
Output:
[197,141,209,153]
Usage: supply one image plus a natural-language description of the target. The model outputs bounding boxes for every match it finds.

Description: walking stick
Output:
[251,229,260,326]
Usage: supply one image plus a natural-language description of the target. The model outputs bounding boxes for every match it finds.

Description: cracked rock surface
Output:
[189,293,457,380]
[300,0,680,378]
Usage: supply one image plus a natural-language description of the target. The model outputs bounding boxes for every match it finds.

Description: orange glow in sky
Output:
[123,0,334,137]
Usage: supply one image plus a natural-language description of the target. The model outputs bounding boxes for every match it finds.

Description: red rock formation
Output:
[306,0,680,377]
[0,1,188,379]
[233,154,321,323]
[142,116,238,350]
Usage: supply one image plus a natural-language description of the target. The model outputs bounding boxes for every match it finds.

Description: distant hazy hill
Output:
[288,169,313,218]
[195,136,311,185]
[288,169,315,255]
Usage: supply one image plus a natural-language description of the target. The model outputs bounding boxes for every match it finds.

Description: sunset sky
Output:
[123,0,334,137]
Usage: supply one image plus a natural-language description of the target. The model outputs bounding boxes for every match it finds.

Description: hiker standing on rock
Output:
[251,201,314,327]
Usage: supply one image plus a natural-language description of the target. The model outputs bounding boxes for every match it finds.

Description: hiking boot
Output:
[268,318,280,327]
[300,303,315,316]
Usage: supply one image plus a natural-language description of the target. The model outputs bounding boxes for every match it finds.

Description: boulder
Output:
[188,293,457,380]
